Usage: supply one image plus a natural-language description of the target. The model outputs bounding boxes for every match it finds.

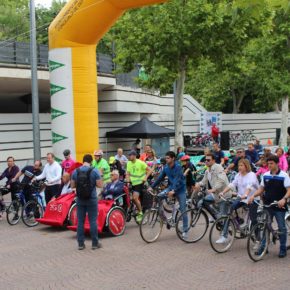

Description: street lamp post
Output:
[29,0,41,160]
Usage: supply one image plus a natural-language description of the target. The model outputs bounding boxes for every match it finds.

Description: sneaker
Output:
[255,247,268,256]
[278,250,287,258]
[92,242,102,250]
[253,242,260,251]
[136,212,143,223]
[182,232,188,240]
[215,236,229,244]
[78,244,85,250]
[12,215,19,221]
[208,217,215,223]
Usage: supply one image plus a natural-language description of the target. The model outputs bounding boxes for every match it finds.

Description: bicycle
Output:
[6,184,27,225]
[0,186,10,219]
[21,181,46,227]
[139,188,183,243]
[209,196,251,253]
[176,187,218,243]
[247,200,285,262]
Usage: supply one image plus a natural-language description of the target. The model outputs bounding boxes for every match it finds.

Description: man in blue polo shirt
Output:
[249,155,290,258]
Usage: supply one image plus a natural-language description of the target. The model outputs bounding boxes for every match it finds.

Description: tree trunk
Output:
[274,101,280,113]
[174,68,186,149]
[279,96,289,148]
[236,95,245,113]
[232,91,237,113]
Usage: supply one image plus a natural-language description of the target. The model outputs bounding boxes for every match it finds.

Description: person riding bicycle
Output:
[92,150,111,185]
[226,148,253,173]
[126,150,151,223]
[213,143,225,166]
[194,153,230,233]
[219,159,259,241]
[248,155,290,258]
[11,160,43,202]
[180,155,196,198]
[150,151,188,237]
[0,156,20,201]
[245,143,259,164]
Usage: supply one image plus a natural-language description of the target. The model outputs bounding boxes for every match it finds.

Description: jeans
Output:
[267,208,287,253]
[176,193,188,232]
[77,198,98,246]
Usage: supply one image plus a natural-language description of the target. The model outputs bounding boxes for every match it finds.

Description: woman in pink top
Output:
[275,147,288,172]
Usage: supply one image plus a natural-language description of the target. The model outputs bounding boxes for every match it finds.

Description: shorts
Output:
[131,184,144,195]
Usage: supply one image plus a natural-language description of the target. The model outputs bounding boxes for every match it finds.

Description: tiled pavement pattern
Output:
[1,220,290,290]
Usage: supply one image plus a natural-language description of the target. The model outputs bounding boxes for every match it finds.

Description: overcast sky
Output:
[35,0,53,8]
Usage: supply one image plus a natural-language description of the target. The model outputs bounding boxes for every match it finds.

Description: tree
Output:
[234,0,290,146]
[113,0,263,147]
[36,0,66,44]
[0,0,29,41]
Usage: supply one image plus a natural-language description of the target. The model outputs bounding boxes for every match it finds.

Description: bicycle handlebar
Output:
[254,200,282,209]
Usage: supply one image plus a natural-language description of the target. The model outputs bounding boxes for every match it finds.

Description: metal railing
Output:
[0,41,139,87]
[0,41,115,74]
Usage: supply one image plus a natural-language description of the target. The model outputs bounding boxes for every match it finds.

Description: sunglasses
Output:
[205,159,211,162]
[237,151,243,153]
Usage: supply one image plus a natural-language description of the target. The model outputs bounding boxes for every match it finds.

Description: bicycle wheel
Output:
[286,213,290,235]
[247,222,270,262]
[139,209,163,243]
[67,203,77,226]
[6,200,22,225]
[22,200,44,227]
[176,208,209,243]
[209,216,236,253]
[163,198,174,213]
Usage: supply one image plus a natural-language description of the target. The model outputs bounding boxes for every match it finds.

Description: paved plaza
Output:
[1,219,290,290]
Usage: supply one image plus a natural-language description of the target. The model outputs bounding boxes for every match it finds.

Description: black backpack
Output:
[76,168,93,200]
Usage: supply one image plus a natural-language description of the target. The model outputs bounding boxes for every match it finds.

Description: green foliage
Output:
[36,0,67,44]
[0,0,29,41]
[112,0,276,112]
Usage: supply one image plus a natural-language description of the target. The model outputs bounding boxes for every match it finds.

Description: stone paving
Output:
[1,218,290,290]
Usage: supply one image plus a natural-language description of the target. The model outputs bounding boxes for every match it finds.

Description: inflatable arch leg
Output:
[49,0,165,162]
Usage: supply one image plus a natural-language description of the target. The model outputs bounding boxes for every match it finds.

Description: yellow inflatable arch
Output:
[49,0,165,162]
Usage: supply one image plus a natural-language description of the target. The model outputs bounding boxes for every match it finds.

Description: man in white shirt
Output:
[34,153,62,203]
[114,148,128,169]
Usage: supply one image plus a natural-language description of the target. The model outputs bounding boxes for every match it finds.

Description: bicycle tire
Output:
[209,216,236,253]
[6,200,21,226]
[285,213,290,235]
[247,222,270,262]
[176,208,209,243]
[67,203,77,226]
[22,200,43,227]
[163,198,174,213]
[139,209,163,243]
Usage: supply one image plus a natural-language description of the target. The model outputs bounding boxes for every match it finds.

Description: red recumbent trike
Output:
[37,187,130,237]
